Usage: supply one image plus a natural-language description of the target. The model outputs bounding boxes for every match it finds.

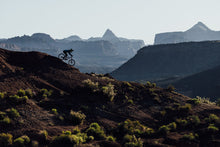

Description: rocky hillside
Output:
[1,48,220,146]
[111,41,220,81]
[154,22,220,44]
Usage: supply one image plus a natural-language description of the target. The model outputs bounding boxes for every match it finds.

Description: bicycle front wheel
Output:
[68,59,75,66]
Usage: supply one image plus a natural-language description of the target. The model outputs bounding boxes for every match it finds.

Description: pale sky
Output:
[1,0,220,44]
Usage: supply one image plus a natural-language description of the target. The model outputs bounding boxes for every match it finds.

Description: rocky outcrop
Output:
[154,22,220,44]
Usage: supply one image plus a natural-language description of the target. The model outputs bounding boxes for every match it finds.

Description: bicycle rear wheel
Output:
[68,59,75,66]
[58,53,65,60]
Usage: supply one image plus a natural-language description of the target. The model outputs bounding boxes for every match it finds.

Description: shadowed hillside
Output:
[1,48,220,146]
[170,65,220,99]
[111,41,220,81]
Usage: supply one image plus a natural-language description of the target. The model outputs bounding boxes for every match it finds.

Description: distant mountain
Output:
[56,35,82,43]
[154,22,220,44]
[0,30,144,73]
[111,41,220,81]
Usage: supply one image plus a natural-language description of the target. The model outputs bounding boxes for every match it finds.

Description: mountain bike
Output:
[58,53,75,66]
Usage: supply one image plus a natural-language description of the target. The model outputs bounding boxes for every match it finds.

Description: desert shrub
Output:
[0,133,13,146]
[208,124,219,133]
[178,103,192,114]
[14,135,30,147]
[82,79,99,92]
[196,96,215,104]
[9,95,28,104]
[38,130,48,141]
[31,140,39,147]
[205,114,219,123]
[40,88,53,99]
[158,125,170,135]
[123,135,143,147]
[166,85,175,92]
[86,122,106,140]
[69,110,86,125]
[145,127,155,135]
[25,89,33,98]
[63,130,72,135]
[176,118,188,128]
[181,133,198,142]
[123,134,133,143]
[51,108,58,115]
[167,122,177,130]
[72,127,80,134]
[6,108,20,119]
[102,83,116,102]
[0,116,11,124]
[117,119,147,137]
[146,81,152,87]
[0,111,6,120]
[152,83,156,88]
[0,92,6,99]
[127,99,134,104]
[187,115,200,127]
[87,136,94,142]
[51,134,82,147]
[17,89,26,97]
[106,136,116,142]
[187,98,201,105]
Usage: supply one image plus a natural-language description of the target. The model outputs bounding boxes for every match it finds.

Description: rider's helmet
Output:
[70,48,73,51]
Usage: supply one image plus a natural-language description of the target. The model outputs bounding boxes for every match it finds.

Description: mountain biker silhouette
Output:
[63,49,74,59]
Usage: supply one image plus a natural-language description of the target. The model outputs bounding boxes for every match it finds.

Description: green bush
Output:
[187,98,201,105]
[38,130,48,141]
[17,89,26,97]
[127,99,134,104]
[86,123,106,140]
[14,135,30,147]
[51,108,58,115]
[181,133,198,142]
[62,130,72,135]
[124,135,143,147]
[166,85,175,92]
[72,127,80,134]
[106,136,116,142]
[102,83,116,102]
[178,103,192,114]
[51,134,82,147]
[118,119,146,137]
[40,88,53,98]
[167,122,177,130]
[146,81,152,87]
[82,79,99,92]
[123,134,133,143]
[0,117,11,124]
[9,95,28,103]
[187,115,200,127]
[176,118,188,127]
[0,111,6,120]
[87,136,94,142]
[25,89,33,98]
[0,133,13,146]
[69,110,86,125]
[0,92,6,99]
[158,125,170,135]
[6,108,20,118]
[208,124,219,133]
[205,114,219,123]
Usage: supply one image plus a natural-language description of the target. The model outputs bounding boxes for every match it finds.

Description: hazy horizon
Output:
[1,0,220,44]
